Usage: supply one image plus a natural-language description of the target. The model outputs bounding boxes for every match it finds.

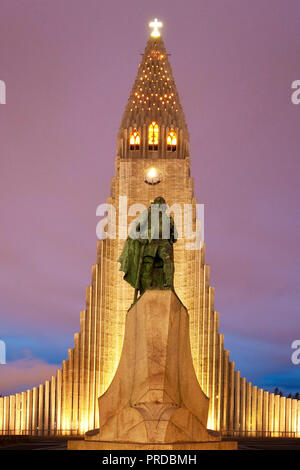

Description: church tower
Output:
[1,21,300,438]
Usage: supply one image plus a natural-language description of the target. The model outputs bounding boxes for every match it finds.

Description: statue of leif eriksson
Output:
[118,197,177,303]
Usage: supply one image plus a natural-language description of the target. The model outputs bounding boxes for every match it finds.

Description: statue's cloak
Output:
[118,238,142,289]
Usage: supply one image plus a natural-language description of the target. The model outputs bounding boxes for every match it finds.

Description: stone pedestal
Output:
[68,290,237,450]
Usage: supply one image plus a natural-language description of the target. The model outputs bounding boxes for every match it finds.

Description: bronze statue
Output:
[118,197,177,302]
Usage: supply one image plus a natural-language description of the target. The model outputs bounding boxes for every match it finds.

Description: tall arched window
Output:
[148,122,159,151]
[129,129,140,150]
[167,129,177,152]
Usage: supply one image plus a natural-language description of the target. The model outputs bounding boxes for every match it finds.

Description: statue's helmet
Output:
[152,196,166,206]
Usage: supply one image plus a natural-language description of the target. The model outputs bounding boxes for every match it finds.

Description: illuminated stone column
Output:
[234,371,240,433]
[262,391,269,436]
[268,393,274,436]
[257,389,263,435]
[240,378,246,435]
[200,264,208,393]
[56,369,62,432]
[228,361,235,432]
[38,384,44,435]
[216,333,224,431]
[192,247,201,380]
[26,390,33,434]
[222,350,229,431]
[32,388,38,435]
[78,309,87,433]
[209,309,218,429]
[274,394,280,436]
[9,395,15,433]
[62,360,68,432]
[291,400,300,437]
[15,394,21,434]
[286,398,292,436]
[67,348,74,431]
[292,399,298,435]
[206,286,214,406]
[50,376,56,434]
[3,397,9,434]
[0,397,3,433]
[88,266,98,431]
[44,380,50,435]
[251,386,257,434]
[94,242,105,430]
[21,391,27,433]
[279,396,286,436]
[72,333,80,432]
[246,382,252,435]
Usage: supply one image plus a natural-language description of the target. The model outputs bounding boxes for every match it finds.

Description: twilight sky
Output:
[0,0,300,396]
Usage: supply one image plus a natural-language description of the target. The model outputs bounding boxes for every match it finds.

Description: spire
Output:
[117,21,189,159]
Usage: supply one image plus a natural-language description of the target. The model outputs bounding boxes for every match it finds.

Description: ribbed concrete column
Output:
[251,386,257,434]
[203,283,212,398]
[79,310,87,433]
[26,390,33,433]
[0,397,3,433]
[274,394,280,436]
[246,382,252,435]
[89,266,98,430]
[4,397,9,434]
[240,378,246,435]
[32,388,38,435]
[9,395,15,432]
[15,394,21,434]
[38,384,44,436]
[209,309,218,429]
[50,376,56,434]
[295,400,300,437]
[61,359,68,431]
[268,393,274,435]
[56,369,62,432]
[222,350,229,431]
[292,399,298,434]
[68,348,74,430]
[228,361,235,432]
[95,242,105,429]
[72,333,80,432]
[279,396,286,435]
[200,264,208,392]
[44,381,50,434]
[257,389,263,435]
[286,398,292,436]
[216,333,224,431]
[234,371,240,433]
[84,286,92,428]
[21,392,27,433]
[263,391,269,436]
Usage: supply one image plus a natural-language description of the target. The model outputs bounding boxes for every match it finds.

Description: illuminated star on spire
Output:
[149,18,163,38]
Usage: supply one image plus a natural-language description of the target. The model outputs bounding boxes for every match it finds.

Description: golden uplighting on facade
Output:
[144,167,161,185]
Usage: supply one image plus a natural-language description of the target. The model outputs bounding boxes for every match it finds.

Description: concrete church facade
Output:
[1,25,299,438]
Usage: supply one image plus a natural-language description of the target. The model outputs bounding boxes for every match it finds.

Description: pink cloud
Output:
[0,350,59,396]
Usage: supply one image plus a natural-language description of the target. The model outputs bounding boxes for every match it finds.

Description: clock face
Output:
[144,167,162,185]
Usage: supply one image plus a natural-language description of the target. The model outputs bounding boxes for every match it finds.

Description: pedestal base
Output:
[68,439,238,450]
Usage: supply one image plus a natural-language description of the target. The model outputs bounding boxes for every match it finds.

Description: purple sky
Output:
[0,0,300,396]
